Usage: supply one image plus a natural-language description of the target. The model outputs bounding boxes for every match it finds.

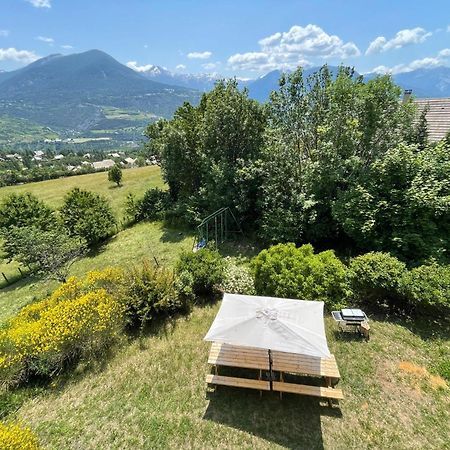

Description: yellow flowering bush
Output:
[0,421,41,450]
[0,268,124,386]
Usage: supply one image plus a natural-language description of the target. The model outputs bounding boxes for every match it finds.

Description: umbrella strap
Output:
[268,349,273,391]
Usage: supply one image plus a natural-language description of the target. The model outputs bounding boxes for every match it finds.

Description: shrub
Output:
[121,260,184,329]
[0,269,124,386]
[0,192,54,232]
[176,248,225,296]
[221,258,255,295]
[252,243,351,309]
[125,188,171,223]
[0,421,41,450]
[401,263,450,312]
[60,188,117,246]
[349,252,406,310]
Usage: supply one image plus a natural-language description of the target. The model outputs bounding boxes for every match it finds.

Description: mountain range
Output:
[128,62,450,102]
[0,50,200,131]
[1,49,450,133]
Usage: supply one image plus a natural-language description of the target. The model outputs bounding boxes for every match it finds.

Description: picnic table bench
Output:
[206,342,343,403]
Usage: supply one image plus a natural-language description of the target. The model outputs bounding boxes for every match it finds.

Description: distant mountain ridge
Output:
[134,64,219,92]
[0,50,201,130]
[244,66,450,102]
[0,49,449,132]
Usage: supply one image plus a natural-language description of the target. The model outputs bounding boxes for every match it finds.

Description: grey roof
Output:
[414,98,450,142]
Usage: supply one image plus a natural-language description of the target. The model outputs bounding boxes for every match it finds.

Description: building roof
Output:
[414,98,450,142]
[92,159,115,170]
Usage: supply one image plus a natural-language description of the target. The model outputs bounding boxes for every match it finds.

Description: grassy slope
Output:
[13,305,450,450]
[0,165,164,287]
[0,222,193,324]
[0,165,164,220]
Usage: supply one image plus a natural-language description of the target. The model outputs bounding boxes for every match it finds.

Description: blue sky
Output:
[1,0,450,78]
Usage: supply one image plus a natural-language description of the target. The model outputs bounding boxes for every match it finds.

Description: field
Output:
[0,169,449,449]
[0,116,59,143]
[0,165,163,221]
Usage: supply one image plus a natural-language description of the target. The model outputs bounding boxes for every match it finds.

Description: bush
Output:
[121,260,184,329]
[0,269,124,386]
[60,188,117,246]
[221,258,255,295]
[252,243,351,309]
[125,188,171,223]
[0,421,41,450]
[0,193,54,232]
[176,248,225,296]
[401,263,450,312]
[349,252,406,310]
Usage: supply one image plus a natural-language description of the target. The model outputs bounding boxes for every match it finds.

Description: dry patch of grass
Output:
[399,361,448,390]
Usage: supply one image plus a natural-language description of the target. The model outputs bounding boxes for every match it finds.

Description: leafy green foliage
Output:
[334,142,450,263]
[125,188,171,223]
[60,188,117,246]
[121,260,183,330]
[401,263,450,312]
[3,226,86,282]
[252,243,351,309]
[349,252,406,310]
[0,192,54,232]
[175,248,224,296]
[145,80,266,226]
[258,66,415,244]
[108,164,123,186]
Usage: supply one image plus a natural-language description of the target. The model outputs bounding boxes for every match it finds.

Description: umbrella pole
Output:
[268,349,273,392]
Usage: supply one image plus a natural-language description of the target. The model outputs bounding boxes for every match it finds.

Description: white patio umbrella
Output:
[204,293,331,359]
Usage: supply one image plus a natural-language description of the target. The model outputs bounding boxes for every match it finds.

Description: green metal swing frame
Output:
[195,207,242,249]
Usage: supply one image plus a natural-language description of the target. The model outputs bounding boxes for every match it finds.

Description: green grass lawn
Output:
[7,303,448,449]
[0,165,164,220]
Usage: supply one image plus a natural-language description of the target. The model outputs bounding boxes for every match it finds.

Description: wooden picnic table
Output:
[206,342,343,404]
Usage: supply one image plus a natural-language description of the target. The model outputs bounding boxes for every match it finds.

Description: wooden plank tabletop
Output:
[208,342,340,379]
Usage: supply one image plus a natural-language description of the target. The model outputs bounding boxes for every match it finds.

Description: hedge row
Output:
[252,244,450,314]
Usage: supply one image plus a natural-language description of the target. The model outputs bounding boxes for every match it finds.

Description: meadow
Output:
[0,168,449,449]
[0,165,163,219]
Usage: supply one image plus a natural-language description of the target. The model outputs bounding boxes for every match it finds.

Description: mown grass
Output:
[5,303,448,450]
[0,165,164,220]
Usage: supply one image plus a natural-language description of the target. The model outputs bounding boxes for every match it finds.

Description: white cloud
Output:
[144,44,148,49]
[26,0,51,8]
[447,25,450,32]
[126,61,155,72]
[202,61,221,70]
[370,49,450,74]
[61,44,73,50]
[0,47,39,63]
[0,30,9,37]
[228,24,360,72]
[36,35,54,43]
[187,51,212,60]
[175,64,186,71]
[366,27,431,55]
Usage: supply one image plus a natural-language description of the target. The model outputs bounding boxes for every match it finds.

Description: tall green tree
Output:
[145,80,266,225]
[108,164,123,186]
